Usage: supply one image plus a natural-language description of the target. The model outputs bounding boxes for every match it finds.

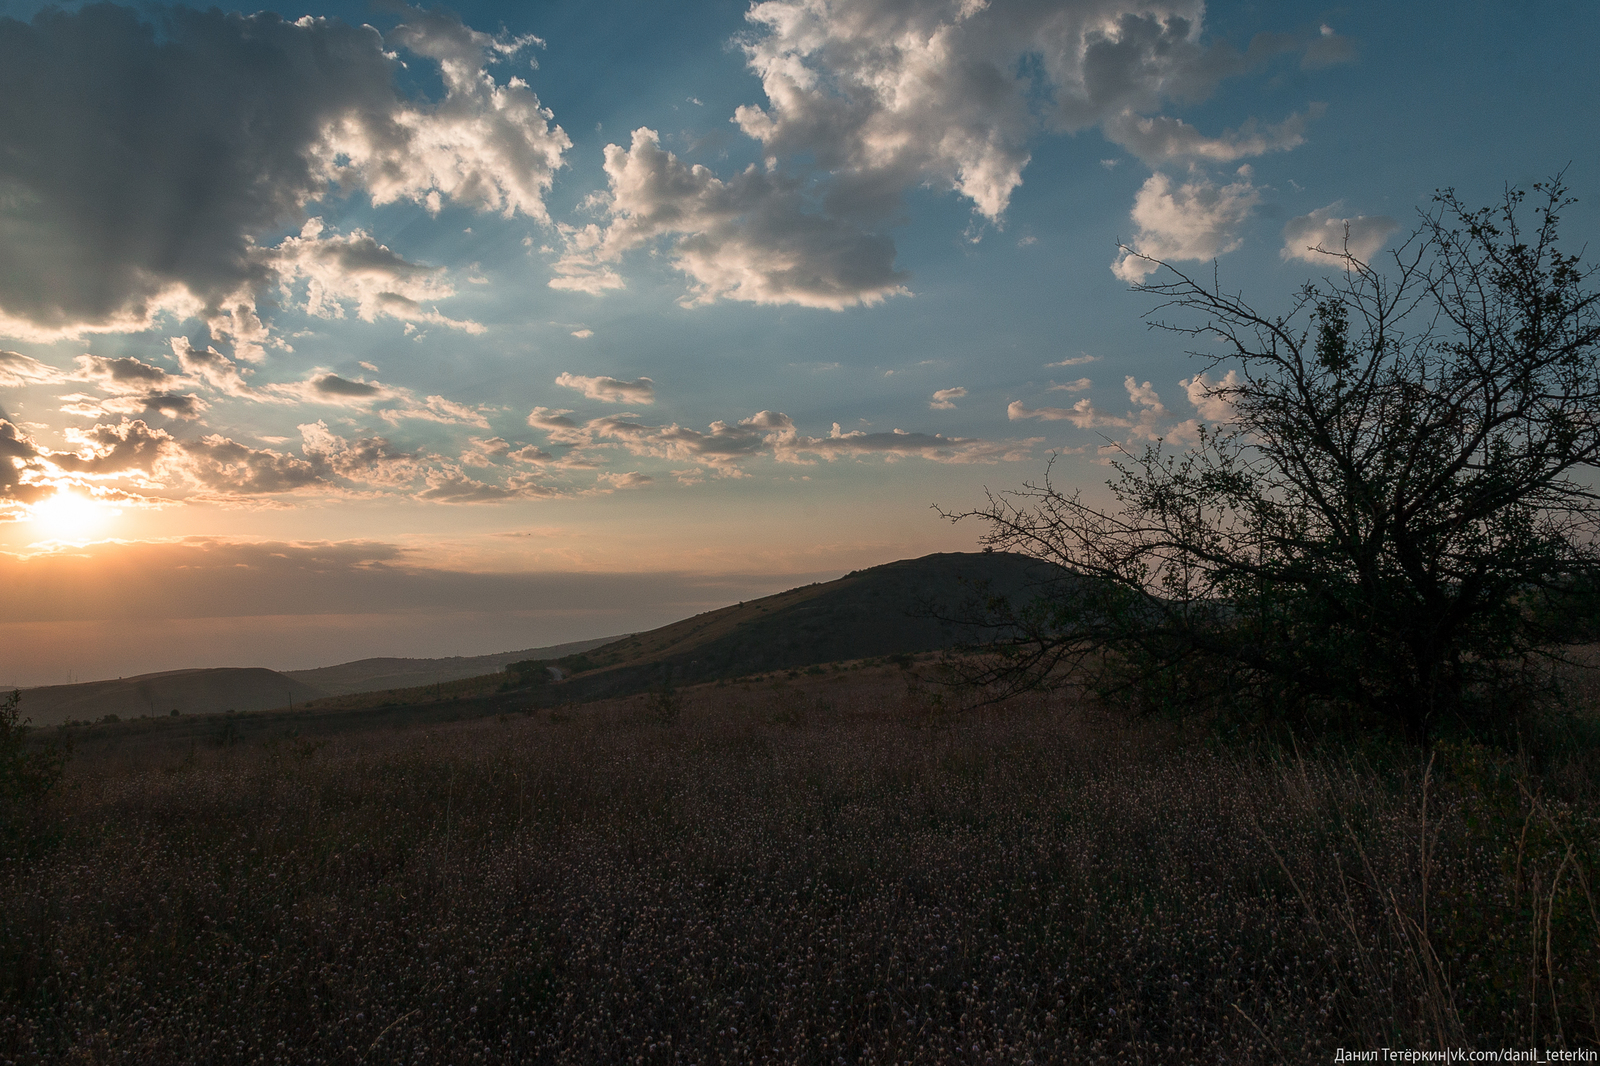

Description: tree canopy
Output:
[947,178,1600,742]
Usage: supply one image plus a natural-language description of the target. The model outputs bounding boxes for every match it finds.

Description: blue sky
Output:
[0,0,1595,684]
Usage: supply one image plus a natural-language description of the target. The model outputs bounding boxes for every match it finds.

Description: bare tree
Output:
[943,178,1600,742]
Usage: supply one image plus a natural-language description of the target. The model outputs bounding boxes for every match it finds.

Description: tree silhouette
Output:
[946,178,1600,742]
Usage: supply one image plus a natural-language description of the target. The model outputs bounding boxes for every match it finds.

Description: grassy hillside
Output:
[283,636,621,696]
[4,665,1596,1062]
[510,551,1067,701]
[14,668,326,728]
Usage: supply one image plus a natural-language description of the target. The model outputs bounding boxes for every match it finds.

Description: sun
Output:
[25,490,120,542]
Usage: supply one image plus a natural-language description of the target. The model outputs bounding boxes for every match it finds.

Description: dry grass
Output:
[1,665,1596,1063]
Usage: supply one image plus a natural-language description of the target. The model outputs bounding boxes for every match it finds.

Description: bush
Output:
[0,691,67,847]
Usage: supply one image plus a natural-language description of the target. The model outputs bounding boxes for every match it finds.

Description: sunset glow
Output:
[0,0,1593,685]
[23,490,120,543]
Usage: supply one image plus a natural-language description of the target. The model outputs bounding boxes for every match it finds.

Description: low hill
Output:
[17,668,327,728]
[283,636,620,696]
[516,551,1068,702]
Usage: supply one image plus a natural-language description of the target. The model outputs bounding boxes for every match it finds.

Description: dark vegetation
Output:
[946,179,1600,746]
[1,665,1597,1063]
[500,552,1062,703]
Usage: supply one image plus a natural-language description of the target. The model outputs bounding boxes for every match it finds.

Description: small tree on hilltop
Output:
[945,178,1600,743]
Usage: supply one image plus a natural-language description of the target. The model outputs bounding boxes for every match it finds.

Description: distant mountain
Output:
[514,551,1068,701]
[283,636,620,696]
[16,668,327,728]
[15,636,625,727]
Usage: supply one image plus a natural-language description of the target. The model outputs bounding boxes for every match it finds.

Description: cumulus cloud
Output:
[1182,370,1241,422]
[1010,376,1193,443]
[548,3,1328,308]
[1112,171,1261,283]
[929,387,967,410]
[0,4,565,346]
[527,407,590,446]
[1281,204,1400,265]
[555,372,656,404]
[267,220,484,335]
[552,129,908,310]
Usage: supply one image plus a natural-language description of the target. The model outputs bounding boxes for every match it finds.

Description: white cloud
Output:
[552,129,909,310]
[0,350,66,386]
[735,0,1321,217]
[552,3,1325,309]
[930,386,967,410]
[1281,204,1400,265]
[0,5,564,348]
[1045,354,1099,368]
[554,372,656,404]
[597,470,654,489]
[1102,104,1323,167]
[1009,376,1192,443]
[1182,370,1240,422]
[266,220,484,335]
[1048,378,1092,392]
[339,9,570,222]
[1112,171,1261,283]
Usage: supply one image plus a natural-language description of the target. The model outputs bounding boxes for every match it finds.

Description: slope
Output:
[515,551,1067,700]
[17,668,327,728]
[283,636,621,696]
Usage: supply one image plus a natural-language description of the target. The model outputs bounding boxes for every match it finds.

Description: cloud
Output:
[552,128,909,310]
[72,354,176,391]
[597,470,653,489]
[1102,105,1323,167]
[1049,378,1092,392]
[549,3,1326,309]
[1112,171,1261,283]
[1009,376,1193,443]
[1281,204,1400,265]
[266,220,484,334]
[929,386,967,410]
[1045,354,1099,368]
[1182,370,1240,422]
[0,350,66,386]
[735,0,1323,217]
[527,407,591,446]
[555,372,657,404]
[584,409,1035,466]
[176,433,329,496]
[0,4,565,346]
[171,339,257,397]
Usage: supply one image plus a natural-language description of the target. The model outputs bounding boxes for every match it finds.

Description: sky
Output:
[0,0,1595,686]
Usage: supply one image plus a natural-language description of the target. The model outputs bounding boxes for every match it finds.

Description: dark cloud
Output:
[177,433,328,495]
[138,393,208,420]
[312,374,382,398]
[0,3,566,344]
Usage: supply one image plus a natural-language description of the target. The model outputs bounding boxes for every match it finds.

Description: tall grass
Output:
[1,667,1595,1063]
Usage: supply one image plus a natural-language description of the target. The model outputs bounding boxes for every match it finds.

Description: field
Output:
[3,661,1598,1063]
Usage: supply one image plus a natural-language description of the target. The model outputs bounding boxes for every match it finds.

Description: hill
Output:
[514,551,1067,701]
[16,668,327,728]
[283,636,620,695]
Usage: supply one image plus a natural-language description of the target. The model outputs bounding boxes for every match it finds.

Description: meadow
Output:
[2,660,1597,1063]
